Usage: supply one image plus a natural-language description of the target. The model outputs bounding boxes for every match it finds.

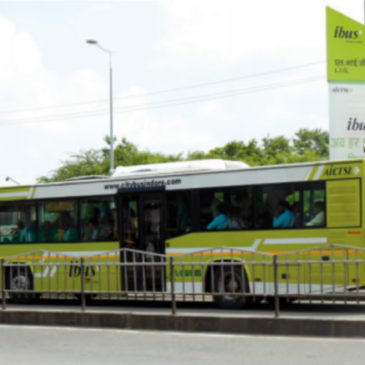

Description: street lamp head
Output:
[86,39,98,45]
[5,176,20,185]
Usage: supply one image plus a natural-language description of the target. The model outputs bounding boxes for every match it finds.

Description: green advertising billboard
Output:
[328,7,365,161]
[327,7,365,82]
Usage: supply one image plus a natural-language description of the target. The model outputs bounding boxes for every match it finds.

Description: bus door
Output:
[119,192,140,251]
[141,193,165,255]
[117,189,166,291]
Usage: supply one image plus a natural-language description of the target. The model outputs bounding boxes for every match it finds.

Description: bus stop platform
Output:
[1,301,365,338]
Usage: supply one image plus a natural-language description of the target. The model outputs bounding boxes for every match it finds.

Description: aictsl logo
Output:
[324,165,360,177]
[334,26,362,39]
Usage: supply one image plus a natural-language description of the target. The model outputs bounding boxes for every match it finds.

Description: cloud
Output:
[111,85,221,154]
[0,15,111,182]
[0,16,50,102]
[157,0,363,64]
[199,101,220,115]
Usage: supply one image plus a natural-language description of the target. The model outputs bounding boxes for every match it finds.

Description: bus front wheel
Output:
[213,266,249,309]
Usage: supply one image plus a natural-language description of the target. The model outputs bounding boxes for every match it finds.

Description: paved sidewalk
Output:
[1,301,365,337]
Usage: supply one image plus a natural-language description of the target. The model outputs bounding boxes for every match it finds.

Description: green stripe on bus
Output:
[0,187,30,194]
[30,187,36,199]
[307,165,319,181]
[0,196,29,201]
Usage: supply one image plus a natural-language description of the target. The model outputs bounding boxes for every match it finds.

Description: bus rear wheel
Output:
[213,266,249,309]
[7,266,35,304]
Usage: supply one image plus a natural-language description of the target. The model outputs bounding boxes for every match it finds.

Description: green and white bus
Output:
[0,158,363,307]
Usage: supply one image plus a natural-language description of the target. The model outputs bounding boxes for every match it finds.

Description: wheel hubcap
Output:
[11,275,29,291]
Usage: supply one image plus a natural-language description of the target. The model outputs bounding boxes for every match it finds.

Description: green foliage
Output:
[293,128,329,158]
[39,138,182,182]
[112,138,182,167]
[38,149,107,183]
[186,129,328,166]
[38,129,329,182]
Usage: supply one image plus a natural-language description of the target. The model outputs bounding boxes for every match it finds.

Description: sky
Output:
[0,0,364,185]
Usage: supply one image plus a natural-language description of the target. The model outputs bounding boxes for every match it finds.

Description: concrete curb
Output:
[0,310,364,337]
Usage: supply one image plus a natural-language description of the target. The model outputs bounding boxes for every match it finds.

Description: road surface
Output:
[0,325,365,365]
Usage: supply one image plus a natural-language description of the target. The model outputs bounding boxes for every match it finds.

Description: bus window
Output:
[200,187,253,231]
[80,198,115,242]
[272,184,301,229]
[225,188,252,230]
[200,190,225,230]
[272,200,294,228]
[143,199,161,253]
[122,198,138,249]
[304,184,325,227]
[166,192,191,238]
[38,200,78,242]
[253,186,273,229]
[282,185,301,228]
[0,203,37,243]
[255,184,300,229]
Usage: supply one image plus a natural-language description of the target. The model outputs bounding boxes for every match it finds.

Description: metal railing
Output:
[1,244,365,317]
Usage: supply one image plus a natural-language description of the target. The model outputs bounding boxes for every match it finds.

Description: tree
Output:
[293,129,329,158]
[39,137,182,182]
[38,149,107,183]
[262,136,292,161]
[187,139,264,166]
[113,138,182,167]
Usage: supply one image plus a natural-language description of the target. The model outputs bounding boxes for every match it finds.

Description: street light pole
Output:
[86,39,114,175]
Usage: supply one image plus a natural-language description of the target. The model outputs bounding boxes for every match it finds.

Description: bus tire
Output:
[7,266,35,304]
[213,265,249,309]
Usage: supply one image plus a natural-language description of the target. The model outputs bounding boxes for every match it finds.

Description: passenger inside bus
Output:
[83,218,98,241]
[290,202,301,227]
[60,212,78,242]
[123,208,137,248]
[39,220,58,242]
[272,200,294,228]
[306,201,325,227]
[226,206,246,229]
[206,203,227,230]
[144,201,161,253]
[98,202,114,240]
[200,191,221,227]
[82,206,113,241]
[11,220,27,242]
[228,189,251,228]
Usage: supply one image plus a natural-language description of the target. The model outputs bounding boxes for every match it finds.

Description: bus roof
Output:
[112,159,249,177]
[1,158,363,201]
